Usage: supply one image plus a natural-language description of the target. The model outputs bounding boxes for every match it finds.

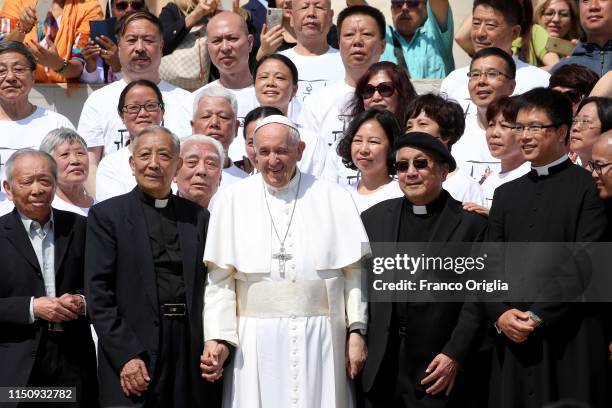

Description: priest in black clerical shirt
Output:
[85,125,222,408]
[484,88,611,408]
[360,132,489,408]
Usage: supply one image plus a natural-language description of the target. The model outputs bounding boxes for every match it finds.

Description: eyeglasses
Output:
[467,69,512,81]
[512,123,562,134]
[122,102,163,114]
[541,9,571,19]
[572,118,601,130]
[0,65,31,79]
[391,0,423,9]
[114,0,145,11]
[394,158,433,172]
[587,160,612,175]
[361,82,395,99]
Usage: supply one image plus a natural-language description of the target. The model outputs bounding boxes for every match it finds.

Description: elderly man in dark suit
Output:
[85,125,222,407]
[360,133,488,408]
[0,149,97,407]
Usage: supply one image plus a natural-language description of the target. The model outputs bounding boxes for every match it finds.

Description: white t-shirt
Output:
[193,80,259,162]
[299,80,355,149]
[279,47,344,102]
[96,147,135,202]
[321,141,359,187]
[443,168,485,205]
[347,180,403,213]
[221,162,248,190]
[0,107,74,191]
[440,57,550,105]
[77,79,192,158]
[481,161,531,209]
[451,108,501,183]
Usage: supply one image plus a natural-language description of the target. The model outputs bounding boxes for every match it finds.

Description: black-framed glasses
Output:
[122,102,163,114]
[467,69,512,81]
[587,160,612,175]
[114,0,145,11]
[391,0,423,9]
[512,123,562,134]
[361,82,395,99]
[394,158,432,172]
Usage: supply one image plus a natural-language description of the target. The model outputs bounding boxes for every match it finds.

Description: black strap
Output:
[391,26,409,76]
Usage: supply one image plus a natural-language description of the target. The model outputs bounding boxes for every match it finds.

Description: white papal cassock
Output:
[203,170,370,408]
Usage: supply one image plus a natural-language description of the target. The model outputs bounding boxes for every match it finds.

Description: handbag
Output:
[159,25,210,91]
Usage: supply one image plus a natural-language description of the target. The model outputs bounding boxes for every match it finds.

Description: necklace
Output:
[263,172,301,275]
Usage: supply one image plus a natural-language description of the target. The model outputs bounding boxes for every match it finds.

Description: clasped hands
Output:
[496,308,540,343]
[33,293,85,322]
[200,340,230,382]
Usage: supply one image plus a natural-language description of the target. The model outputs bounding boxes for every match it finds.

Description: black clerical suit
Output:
[360,191,488,408]
[0,208,98,408]
[85,187,222,408]
[484,159,611,408]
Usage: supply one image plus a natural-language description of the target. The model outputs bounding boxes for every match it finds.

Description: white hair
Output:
[192,86,238,120]
[180,134,226,165]
[4,149,57,187]
[39,127,87,154]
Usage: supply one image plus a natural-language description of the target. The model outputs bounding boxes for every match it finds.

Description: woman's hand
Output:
[27,38,64,70]
[256,24,284,60]
[186,0,218,29]
[18,5,37,34]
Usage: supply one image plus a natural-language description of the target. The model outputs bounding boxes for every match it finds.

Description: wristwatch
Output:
[54,59,69,74]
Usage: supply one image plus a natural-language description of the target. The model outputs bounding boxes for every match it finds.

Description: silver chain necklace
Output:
[262,171,301,274]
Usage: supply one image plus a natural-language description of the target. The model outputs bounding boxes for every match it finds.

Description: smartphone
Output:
[35,0,53,20]
[546,37,575,57]
[266,8,283,29]
[90,18,117,45]
[220,0,232,11]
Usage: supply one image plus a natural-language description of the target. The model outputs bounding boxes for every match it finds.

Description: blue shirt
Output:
[380,1,454,79]
[551,40,612,77]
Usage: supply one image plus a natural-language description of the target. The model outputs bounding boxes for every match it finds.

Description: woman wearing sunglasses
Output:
[96,79,165,202]
[323,61,416,185]
[337,109,403,213]
[569,96,612,169]
[405,93,486,207]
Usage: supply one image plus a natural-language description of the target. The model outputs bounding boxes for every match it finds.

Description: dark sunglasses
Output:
[114,0,145,11]
[391,0,423,9]
[394,158,431,172]
[360,82,395,99]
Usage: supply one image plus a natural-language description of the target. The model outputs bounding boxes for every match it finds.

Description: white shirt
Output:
[299,80,355,149]
[0,107,74,191]
[52,195,92,216]
[321,141,359,187]
[443,168,486,205]
[481,161,531,209]
[193,80,259,162]
[77,79,192,158]
[95,147,135,202]
[279,47,344,102]
[221,162,249,190]
[348,180,404,213]
[440,56,550,105]
[451,108,501,182]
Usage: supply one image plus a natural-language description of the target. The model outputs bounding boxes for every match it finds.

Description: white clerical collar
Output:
[155,199,169,208]
[265,169,301,194]
[413,205,427,215]
[532,155,568,176]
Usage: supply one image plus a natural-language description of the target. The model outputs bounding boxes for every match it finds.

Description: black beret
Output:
[393,132,457,172]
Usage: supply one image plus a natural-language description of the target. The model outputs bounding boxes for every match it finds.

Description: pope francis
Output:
[201,115,370,407]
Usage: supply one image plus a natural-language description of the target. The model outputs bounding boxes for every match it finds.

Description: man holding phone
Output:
[81,0,147,83]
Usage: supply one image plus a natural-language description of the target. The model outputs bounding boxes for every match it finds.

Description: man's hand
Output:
[82,41,100,73]
[27,38,64,71]
[33,296,79,322]
[18,6,37,33]
[496,308,534,343]
[200,340,230,382]
[345,332,367,379]
[58,293,85,316]
[256,24,284,60]
[96,35,121,73]
[120,358,150,397]
[462,202,489,217]
[420,353,458,396]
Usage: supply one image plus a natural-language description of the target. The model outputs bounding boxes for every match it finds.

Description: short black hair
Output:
[514,87,573,143]
[405,94,466,151]
[243,106,284,139]
[0,41,37,71]
[118,79,164,115]
[253,53,299,85]
[473,0,523,27]
[470,47,517,79]
[575,97,612,134]
[116,10,162,38]
[337,109,402,174]
[549,64,600,97]
[337,5,386,39]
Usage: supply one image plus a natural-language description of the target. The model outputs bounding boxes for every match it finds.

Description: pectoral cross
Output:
[272,246,292,274]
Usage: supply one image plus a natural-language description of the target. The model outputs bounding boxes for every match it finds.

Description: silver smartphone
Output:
[36,0,53,20]
[266,8,283,29]
[220,0,233,11]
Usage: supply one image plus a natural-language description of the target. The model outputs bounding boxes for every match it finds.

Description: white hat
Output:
[253,114,299,135]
